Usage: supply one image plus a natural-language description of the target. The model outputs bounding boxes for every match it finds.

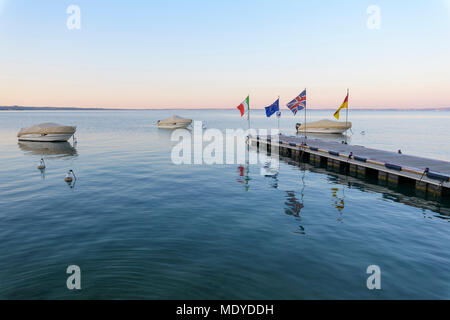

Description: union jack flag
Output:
[286,90,306,115]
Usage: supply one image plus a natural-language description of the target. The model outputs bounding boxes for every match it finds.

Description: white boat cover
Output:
[158,116,192,126]
[158,116,192,125]
[297,119,352,130]
[17,123,76,137]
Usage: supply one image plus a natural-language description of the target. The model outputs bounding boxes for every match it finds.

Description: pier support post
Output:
[291,149,299,161]
[427,184,442,199]
[302,151,310,163]
[378,171,387,186]
[357,166,366,178]
[387,173,399,187]
[415,181,428,197]
[327,158,335,170]
[333,159,341,171]
[310,154,321,166]
[349,164,357,177]
[442,188,450,203]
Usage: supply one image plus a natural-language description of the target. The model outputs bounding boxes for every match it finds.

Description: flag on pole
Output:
[237,96,250,117]
[333,93,349,120]
[286,90,306,115]
[265,98,280,118]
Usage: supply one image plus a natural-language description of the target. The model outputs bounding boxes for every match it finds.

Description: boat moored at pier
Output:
[296,120,352,134]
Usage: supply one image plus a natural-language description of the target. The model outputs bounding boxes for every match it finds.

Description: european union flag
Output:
[265,99,280,118]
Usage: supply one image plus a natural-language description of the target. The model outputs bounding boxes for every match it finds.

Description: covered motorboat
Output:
[17,123,76,142]
[296,120,352,134]
[157,116,192,129]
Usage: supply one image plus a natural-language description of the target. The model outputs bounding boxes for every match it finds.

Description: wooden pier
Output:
[250,134,450,201]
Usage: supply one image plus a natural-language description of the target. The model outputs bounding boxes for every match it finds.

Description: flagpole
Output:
[304,88,307,143]
[247,94,250,130]
[277,95,280,133]
[346,88,349,144]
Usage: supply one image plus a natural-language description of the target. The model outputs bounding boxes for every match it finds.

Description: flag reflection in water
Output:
[284,168,307,235]
[237,165,250,191]
[332,187,345,222]
[260,153,279,189]
[284,191,304,217]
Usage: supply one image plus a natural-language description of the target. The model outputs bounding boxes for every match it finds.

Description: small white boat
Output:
[157,116,192,129]
[296,119,352,134]
[17,123,76,142]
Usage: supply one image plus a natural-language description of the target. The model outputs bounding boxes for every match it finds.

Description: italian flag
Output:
[237,96,250,117]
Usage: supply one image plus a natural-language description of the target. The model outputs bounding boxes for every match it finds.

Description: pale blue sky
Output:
[0,0,449,109]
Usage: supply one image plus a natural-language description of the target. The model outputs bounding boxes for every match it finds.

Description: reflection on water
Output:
[39,168,46,180]
[237,164,250,191]
[284,191,304,217]
[1,110,450,299]
[64,170,78,190]
[311,162,450,219]
[18,141,78,159]
[18,141,78,186]
[284,191,306,235]
[332,187,345,223]
[259,154,280,189]
[283,168,307,234]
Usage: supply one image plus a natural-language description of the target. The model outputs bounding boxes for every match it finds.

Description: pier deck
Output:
[250,134,450,200]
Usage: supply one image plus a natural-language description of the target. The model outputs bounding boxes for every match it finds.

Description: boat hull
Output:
[296,120,352,134]
[157,123,191,129]
[18,133,75,142]
[298,127,349,134]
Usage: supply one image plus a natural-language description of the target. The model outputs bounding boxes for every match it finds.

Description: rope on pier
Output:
[419,168,430,183]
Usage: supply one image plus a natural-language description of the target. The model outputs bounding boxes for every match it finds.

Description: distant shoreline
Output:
[1,106,449,112]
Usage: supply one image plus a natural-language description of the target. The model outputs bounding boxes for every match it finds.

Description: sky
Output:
[0,0,449,109]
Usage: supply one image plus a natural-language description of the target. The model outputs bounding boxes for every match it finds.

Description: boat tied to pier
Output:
[296,120,352,134]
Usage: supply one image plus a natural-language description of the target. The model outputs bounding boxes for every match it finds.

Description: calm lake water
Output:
[0,110,449,299]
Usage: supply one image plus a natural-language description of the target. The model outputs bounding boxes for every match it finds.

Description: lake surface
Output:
[0,110,449,299]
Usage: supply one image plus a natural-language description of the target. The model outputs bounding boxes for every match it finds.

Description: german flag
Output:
[334,92,349,120]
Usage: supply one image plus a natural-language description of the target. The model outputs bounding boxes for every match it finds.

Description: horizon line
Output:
[1,105,450,111]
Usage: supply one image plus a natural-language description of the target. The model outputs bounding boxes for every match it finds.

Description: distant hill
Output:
[0,106,110,111]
